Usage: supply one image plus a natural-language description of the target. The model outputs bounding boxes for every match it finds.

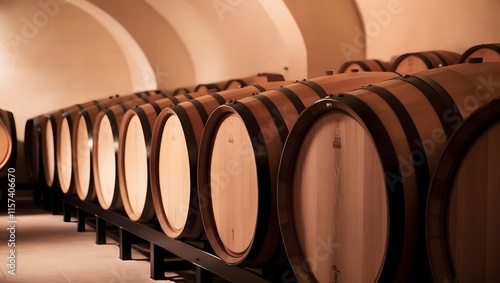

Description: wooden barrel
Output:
[0,110,16,175]
[73,91,168,202]
[93,91,208,211]
[458,43,500,63]
[92,101,147,211]
[0,112,13,171]
[276,62,500,282]
[24,116,45,183]
[194,73,285,93]
[223,73,286,90]
[426,99,500,283]
[173,87,191,96]
[338,59,392,73]
[197,71,399,266]
[392,50,460,73]
[150,81,286,240]
[56,96,127,193]
[117,92,207,222]
[41,95,120,188]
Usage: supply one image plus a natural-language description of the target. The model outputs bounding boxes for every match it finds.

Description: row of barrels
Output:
[25,59,500,281]
[23,73,284,187]
[0,109,16,177]
[338,42,500,73]
[172,73,286,95]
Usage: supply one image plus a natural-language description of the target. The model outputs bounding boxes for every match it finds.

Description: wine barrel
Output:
[24,115,45,183]
[458,43,500,63]
[194,73,285,93]
[150,81,287,240]
[73,91,168,201]
[338,59,392,73]
[41,95,120,188]
[277,62,500,282]
[427,99,500,283]
[93,91,209,211]
[392,50,460,73]
[56,95,130,193]
[197,71,399,266]
[223,73,286,90]
[0,113,12,171]
[117,92,207,222]
[0,110,16,174]
[173,87,191,96]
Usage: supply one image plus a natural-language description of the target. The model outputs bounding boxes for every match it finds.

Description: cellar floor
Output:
[0,187,189,283]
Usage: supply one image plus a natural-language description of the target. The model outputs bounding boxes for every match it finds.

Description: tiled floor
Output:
[0,189,179,283]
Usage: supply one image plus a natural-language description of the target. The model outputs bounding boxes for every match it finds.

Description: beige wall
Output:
[284,0,366,77]
[145,0,304,82]
[88,0,197,90]
[0,0,151,182]
[355,0,500,61]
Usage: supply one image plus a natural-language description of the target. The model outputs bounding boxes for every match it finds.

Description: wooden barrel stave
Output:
[458,43,500,63]
[73,92,168,202]
[93,104,129,211]
[427,99,500,283]
[338,59,392,73]
[392,50,461,73]
[118,92,207,222]
[56,97,122,193]
[24,116,46,183]
[150,83,286,240]
[0,112,12,171]
[0,110,16,177]
[42,96,120,188]
[277,62,500,282]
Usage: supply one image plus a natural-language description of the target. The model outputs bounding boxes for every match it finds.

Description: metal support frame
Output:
[61,194,282,282]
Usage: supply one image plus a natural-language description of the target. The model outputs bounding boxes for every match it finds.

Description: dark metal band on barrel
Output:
[275,87,305,113]
[251,94,289,145]
[187,99,209,124]
[148,101,162,115]
[101,109,121,208]
[363,85,431,193]
[173,88,191,96]
[167,95,180,105]
[167,105,202,239]
[224,79,247,90]
[411,53,435,69]
[209,93,226,105]
[373,59,388,71]
[253,84,266,92]
[333,93,405,283]
[2,111,17,169]
[355,61,371,71]
[159,91,169,98]
[195,84,221,92]
[458,44,500,63]
[128,106,154,221]
[427,99,500,279]
[228,102,272,264]
[184,93,194,100]
[297,80,329,98]
[429,51,449,66]
[394,74,463,138]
